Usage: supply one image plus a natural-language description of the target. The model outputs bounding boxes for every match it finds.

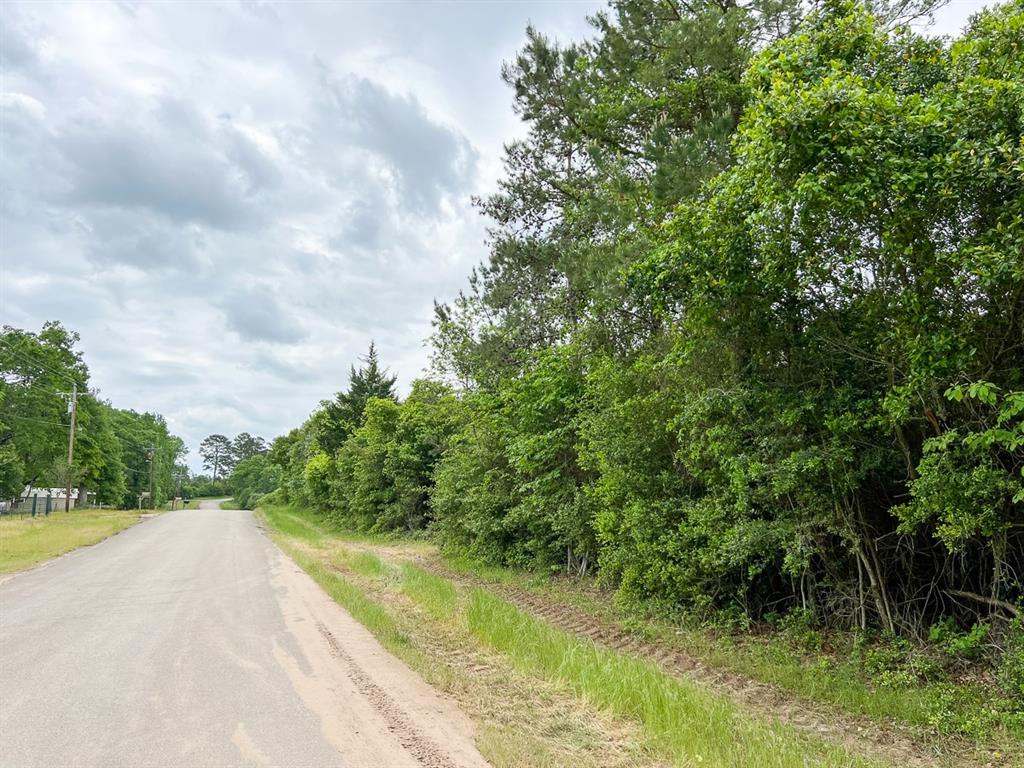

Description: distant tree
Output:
[1,321,185,507]
[232,432,268,462]
[227,454,282,509]
[198,434,233,480]
[316,343,398,453]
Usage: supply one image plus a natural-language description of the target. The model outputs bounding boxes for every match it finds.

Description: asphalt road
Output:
[0,503,487,768]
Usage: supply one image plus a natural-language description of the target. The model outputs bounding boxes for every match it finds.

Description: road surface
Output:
[0,501,488,768]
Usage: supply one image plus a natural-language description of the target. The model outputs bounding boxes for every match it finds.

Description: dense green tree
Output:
[198,434,233,481]
[0,323,87,497]
[232,432,268,462]
[0,321,184,508]
[75,398,127,505]
[627,0,1024,625]
[111,409,185,508]
[228,454,282,509]
[272,1,1022,643]
[310,380,465,533]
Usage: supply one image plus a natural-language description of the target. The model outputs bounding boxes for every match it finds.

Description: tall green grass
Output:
[347,550,389,579]
[401,563,458,621]
[264,506,881,767]
[317,546,878,768]
[260,505,326,544]
[465,588,876,768]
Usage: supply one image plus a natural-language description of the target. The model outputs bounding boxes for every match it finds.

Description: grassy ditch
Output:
[0,509,144,574]
[440,554,1024,755]
[262,504,886,768]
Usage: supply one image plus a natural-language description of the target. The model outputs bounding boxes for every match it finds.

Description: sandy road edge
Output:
[261,523,491,768]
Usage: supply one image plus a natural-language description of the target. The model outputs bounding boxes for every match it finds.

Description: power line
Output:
[1,378,74,401]
[5,414,68,430]
[3,383,171,455]
[0,341,79,387]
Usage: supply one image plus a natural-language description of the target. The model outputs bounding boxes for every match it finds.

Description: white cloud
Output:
[0,0,600,471]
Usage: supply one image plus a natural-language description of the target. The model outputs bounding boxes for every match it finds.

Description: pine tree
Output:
[316,343,398,453]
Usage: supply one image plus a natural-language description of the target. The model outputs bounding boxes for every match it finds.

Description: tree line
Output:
[191,431,273,508]
[1,322,186,508]
[197,432,268,481]
[262,0,1023,645]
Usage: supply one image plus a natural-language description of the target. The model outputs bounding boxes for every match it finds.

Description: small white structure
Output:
[13,487,79,513]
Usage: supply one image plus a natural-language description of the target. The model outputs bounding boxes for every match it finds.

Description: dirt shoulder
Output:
[268,541,490,768]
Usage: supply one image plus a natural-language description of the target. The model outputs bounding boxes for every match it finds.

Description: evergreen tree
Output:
[232,432,268,462]
[198,434,233,481]
[316,343,398,453]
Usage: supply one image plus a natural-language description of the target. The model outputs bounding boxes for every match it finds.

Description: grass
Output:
[274,538,415,655]
[463,587,875,768]
[0,509,143,574]
[401,562,458,621]
[261,504,327,542]
[268,535,650,768]
[442,544,1024,754]
[262,503,884,768]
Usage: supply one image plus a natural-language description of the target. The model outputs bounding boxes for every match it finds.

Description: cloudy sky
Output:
[1,0,986,471]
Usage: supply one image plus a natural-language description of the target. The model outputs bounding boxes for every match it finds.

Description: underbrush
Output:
[439,537,1024,753]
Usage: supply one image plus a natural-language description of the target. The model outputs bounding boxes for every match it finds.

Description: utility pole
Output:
[147,447,156,510]
[61,383,77,513]
[213,445,220,483]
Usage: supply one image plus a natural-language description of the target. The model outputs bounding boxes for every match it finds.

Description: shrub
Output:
[929,617,990,662]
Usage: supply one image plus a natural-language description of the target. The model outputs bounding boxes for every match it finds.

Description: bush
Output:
[256,487,286,508]
[926,683,1009,739]
[779,607,824,652]
[227,455,282,510]
[929,618,990,662]
[862,638,941,689]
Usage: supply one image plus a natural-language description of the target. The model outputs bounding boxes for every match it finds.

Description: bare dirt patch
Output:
[269,544,490,768]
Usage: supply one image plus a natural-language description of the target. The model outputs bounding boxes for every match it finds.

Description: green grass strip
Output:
[0,509,142,574]
[265,507,880,768]
[463,588,878,768]
[400,563,458,621]
[261,505,326,544]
